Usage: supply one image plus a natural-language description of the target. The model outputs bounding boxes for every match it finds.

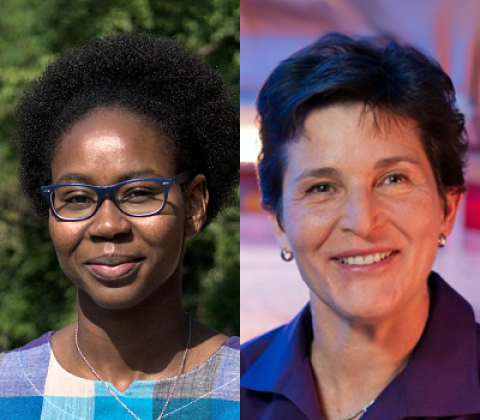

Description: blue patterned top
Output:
[0,332,239,419]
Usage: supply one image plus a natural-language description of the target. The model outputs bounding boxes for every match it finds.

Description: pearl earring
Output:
[438,234,447,248]
[280,247,294,262]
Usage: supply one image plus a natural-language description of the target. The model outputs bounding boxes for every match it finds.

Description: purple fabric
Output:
[19,331,53,351]
[227,336,241,351]
[241,272,480,419]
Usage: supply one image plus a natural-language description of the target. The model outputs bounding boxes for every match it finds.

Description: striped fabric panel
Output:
[0,333,240,419]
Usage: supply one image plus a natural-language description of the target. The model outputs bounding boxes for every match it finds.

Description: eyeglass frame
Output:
[40,171,191,221]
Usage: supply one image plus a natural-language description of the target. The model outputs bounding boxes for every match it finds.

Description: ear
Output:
[268,211,292,251]
[441,191,463,236]
[184,174,209,237]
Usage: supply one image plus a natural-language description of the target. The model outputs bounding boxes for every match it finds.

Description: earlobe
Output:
[184,174,209,237]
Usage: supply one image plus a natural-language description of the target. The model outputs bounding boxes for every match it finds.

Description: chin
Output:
[314,286,404,326]
[340,307,400,326]
[92,296,144,311]
[77,284,151,311]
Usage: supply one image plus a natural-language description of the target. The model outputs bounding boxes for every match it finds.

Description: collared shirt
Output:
[241,272,480,419]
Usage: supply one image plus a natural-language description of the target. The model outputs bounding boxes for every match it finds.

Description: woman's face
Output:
[278,102,461,324]
[49,107,206,310]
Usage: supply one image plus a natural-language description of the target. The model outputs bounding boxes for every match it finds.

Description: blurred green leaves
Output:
[0,0,239,350]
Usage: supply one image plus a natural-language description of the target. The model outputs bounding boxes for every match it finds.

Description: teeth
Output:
[338,251,394,266]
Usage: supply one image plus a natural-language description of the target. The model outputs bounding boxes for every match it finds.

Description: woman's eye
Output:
[70,196,92,204]
[131,190,150,197]
[62,193,95,206]
[123,189,155,201]
[308,184,334,193]
[382,173,407,185]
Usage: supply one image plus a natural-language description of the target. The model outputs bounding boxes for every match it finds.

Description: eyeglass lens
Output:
[51,180,166,219]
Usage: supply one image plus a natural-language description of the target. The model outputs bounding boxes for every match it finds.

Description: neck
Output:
[74,271,188,391]
[310,286,429,420]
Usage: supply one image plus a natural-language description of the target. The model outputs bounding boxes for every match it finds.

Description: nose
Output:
[87,197,132,240]
[339,188,381,238]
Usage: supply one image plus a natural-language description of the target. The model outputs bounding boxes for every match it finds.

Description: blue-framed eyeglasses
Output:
[41,172,190,221]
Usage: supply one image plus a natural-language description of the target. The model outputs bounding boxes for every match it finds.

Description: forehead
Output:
[58,106,167,146]
[285,102,429,175]
[51,107,175,184]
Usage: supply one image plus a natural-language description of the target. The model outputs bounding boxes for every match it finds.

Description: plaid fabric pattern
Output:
[0,332,239,419]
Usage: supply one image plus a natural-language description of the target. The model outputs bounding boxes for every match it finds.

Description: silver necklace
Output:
[322,398,375,420]
[74,315,192,420]
[320,355,409,420]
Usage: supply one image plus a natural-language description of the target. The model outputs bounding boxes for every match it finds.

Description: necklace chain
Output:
[322,398,375,420]
[74,314,192,420]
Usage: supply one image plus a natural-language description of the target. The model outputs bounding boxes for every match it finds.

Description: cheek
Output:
[388,190,444,237]
[283,201,335,253]
[138,217,185,264]
[143,219,181,247]
[49,217,84,255]
[49,218,87,278]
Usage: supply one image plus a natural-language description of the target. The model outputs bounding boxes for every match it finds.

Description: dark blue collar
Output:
[242,272,480,419]
[367,273,480,419]
[242,303,320,419]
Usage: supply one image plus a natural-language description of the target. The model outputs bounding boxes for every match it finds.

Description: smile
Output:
[87,262,141,279]
[335,251,396,266]
[84,255,144,280]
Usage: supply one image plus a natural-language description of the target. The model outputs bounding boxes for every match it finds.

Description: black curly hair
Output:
[15,33,239,226]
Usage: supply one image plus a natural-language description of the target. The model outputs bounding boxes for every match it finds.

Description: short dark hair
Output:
[15,33,239,227]
[257,32,468,215]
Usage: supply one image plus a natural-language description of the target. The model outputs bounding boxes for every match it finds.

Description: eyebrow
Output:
[374,156,421,169]
[56,168,162,184]
[293,156,421,183]
[293,167,341,183]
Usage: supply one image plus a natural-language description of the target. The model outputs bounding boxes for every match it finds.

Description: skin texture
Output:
[275,102,462,417]
[50,109,188,311]
[49,107,226,392]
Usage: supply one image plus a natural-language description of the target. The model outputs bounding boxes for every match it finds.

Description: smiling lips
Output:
[85,255,143,279]
[333,250,399,267]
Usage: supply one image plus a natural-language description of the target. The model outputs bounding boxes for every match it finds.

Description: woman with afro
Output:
[0,34,239,420]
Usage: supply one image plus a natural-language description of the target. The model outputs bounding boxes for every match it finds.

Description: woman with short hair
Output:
[241,33,476,419]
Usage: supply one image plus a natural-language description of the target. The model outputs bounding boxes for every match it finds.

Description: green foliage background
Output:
[0,0,239,350]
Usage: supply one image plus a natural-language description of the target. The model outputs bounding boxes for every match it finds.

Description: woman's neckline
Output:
[46,330,233,395]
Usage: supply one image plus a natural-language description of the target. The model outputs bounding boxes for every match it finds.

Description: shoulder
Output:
[476,324,480,366]
[217,336,240,376]
[0,332,53,398]
[240,325,284,375]
[205,336,240,392]
[220,336,240,379]
[193,336,240,417]
[241,305,312,377]
[224,336,240,351]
